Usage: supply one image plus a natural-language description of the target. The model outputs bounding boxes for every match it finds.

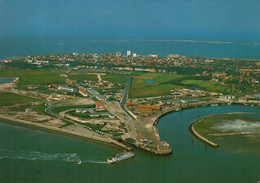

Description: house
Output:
[58,86,77,93]
[96,102,105,111]
[79,88,88,97]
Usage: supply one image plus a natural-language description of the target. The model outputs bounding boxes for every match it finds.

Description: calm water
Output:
[145,80,156,83]
[0,78,15,84]
[0,105,259,183]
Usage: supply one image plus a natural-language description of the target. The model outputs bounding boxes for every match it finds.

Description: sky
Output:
[0,0,260,42]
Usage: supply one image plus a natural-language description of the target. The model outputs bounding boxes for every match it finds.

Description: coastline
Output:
[0,114,131,151]
[0,77,19,90]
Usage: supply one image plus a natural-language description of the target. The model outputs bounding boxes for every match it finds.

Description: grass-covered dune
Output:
[0,92,40,106]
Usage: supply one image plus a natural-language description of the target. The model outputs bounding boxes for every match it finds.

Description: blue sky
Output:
[0,0,260,41]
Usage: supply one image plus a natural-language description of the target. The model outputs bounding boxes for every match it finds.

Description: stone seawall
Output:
[0,115,131,151]
[190,119,219,147]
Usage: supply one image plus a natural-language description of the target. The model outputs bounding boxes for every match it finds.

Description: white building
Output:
[133,53,137,57]
[58,86,77,93]
[168,54,180,58]
[127,50,131,56]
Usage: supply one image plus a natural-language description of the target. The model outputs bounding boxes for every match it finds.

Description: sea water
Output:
[1,38,260,60]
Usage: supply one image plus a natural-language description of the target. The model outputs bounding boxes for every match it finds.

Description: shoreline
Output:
[0,77,19,90]
[0,114,131,151]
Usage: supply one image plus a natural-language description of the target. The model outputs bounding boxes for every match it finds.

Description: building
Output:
[180,99,200,105]
[127,50,131,56]
[79,88,88,97]
[96,102,106,111]
[168,54,180,58]
[133,53,137,57]
[58,86,77,93]
[219,95,235,100]
[86,88,106,100]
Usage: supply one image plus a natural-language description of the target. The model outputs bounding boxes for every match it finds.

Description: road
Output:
[120,77,135,120]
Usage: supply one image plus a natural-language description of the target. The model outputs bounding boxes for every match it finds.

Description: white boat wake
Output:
[0,149,108,165]
[0,149,81,163]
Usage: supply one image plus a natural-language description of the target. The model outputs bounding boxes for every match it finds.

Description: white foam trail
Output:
[86,160,108,164]
[0,149,81,163]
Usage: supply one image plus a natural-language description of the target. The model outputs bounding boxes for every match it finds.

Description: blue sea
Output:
[1,37,260,60]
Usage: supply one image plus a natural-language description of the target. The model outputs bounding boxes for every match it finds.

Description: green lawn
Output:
[181,80,205,85]
[102,73,127,83]
[0,92,40,106]
[130,73,184,98]
[69,74,98,81]
[181,79,227,93]
[9,104,33,112]
[32,103,47,115]
[129,72,229,98]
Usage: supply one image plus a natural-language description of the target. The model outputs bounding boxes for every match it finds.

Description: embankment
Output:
[0,114,131,151]
[190,119,219,147]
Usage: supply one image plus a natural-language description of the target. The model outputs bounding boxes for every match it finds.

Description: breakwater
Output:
[190,119,219,147]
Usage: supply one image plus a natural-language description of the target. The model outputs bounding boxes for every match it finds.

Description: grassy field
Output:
[129,73,185,98]
[0,69,66,89]
[182,79,226,93]
[129,73,228,98]
[9,104,32,112]
[102,73,127,83]
[32,103,47,115]
[0,92,40,106]
[69,74,98,82]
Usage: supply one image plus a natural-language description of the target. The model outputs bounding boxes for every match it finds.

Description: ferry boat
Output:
[107,151,135,163]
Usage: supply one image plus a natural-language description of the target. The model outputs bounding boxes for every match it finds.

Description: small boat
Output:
[77,161,82,165]
[107,151,135,164]
[176,108,181,111]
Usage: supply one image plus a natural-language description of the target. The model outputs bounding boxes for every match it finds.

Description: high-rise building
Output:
[116,52,121,57]
[127,50,131,56]
[133,53,137,57]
